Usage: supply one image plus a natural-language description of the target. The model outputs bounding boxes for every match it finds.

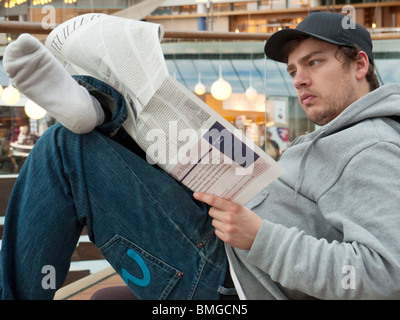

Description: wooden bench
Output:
[54,266,126,300]
[0,175,17,217]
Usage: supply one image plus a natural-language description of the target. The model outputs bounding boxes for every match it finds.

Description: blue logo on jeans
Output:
[121,249,151,287]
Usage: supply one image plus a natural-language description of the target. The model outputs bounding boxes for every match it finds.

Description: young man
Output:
[1,12,400,300]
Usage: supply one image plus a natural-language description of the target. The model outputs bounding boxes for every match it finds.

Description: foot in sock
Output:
[3,33,104,134]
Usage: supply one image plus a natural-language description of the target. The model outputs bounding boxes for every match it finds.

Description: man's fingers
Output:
[211,216,224,230]
[193,192,238,211]
[208,206,226,219]
[194,192,261,250]
[211,217,230,243]
[193,192,220,207]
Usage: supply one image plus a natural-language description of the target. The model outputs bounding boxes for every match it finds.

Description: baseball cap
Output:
[264,12,374,65]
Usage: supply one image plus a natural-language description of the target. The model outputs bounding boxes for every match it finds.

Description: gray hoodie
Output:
[228,83,400,299]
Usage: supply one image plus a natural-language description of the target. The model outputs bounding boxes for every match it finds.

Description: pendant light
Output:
[2,84,20,105]
[194,73,206,95]
[211,65,232,101]
[25,100,47,119]
[245,73,258,101]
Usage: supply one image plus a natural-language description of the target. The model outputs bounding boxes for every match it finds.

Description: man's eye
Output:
[289,71,296,78]
[309,60,320,66]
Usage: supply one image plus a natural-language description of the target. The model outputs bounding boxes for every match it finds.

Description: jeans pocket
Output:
[100,234,183,300]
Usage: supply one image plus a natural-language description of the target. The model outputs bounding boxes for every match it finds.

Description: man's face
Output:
[287,38,359,126]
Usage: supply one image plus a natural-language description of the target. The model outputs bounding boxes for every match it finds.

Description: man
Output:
[1,12,400,300]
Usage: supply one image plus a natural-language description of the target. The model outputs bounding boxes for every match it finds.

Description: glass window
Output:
[163,38,400,159]
[0,104,55,175]
[0,59,56,176]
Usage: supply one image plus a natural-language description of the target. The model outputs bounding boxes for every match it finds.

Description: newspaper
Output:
[45,13,284,205]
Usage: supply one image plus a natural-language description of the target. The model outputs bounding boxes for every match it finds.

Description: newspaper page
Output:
[45,13,284,205]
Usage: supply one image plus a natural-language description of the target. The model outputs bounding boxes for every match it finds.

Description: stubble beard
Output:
[300,77,357,126]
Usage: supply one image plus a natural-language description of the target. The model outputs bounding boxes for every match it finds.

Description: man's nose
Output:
[293,69,311,89]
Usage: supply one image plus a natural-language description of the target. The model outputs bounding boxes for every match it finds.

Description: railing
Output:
[0,20,399,40]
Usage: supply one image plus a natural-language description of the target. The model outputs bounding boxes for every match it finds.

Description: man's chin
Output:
[304,108,328,126]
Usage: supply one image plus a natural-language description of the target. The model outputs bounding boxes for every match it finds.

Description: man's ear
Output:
[355,51,369,80]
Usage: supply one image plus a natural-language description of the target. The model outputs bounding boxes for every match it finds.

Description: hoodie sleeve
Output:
[246,141,400,299]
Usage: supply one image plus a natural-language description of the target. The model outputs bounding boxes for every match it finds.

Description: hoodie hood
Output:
[307,83,400,140]
[292,83,400,197]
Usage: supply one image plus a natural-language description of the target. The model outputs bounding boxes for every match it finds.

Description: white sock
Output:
[3,33,105,134]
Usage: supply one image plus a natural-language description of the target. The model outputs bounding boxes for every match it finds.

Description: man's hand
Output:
[193,192,262,250]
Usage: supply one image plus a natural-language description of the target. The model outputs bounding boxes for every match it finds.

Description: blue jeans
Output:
[0,76,228,300]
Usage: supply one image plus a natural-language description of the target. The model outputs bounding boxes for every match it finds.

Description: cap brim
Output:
[264,28,346,63]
